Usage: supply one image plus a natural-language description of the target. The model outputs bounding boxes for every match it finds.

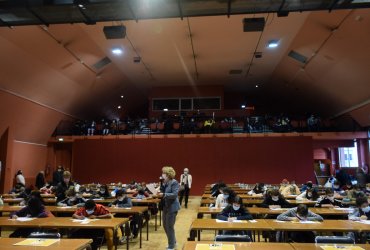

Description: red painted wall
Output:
[72,136,314,195]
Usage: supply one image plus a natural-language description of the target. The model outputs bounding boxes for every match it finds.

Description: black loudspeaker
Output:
[243,17,265,32]
[103,26,126,39]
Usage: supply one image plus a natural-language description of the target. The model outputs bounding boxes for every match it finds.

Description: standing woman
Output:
[160,166,180,250]
[35,171,45,190]
[179,168,192,208]
[15,170,25,187]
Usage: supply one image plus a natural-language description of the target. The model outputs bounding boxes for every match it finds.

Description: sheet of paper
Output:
[195,243,236,250]
[215,219,228,223]
[333,208,354,211]
[13,217,35,222]
[146,184,158,195]
[72,218,98,224]
[13,239,60,247]
[356,220,370,225]
[320,246,364,250]
[249,220,257,223]
[292,220,320,224]
[274,220,286,223]
[269,208,287,211]
[59,206,73,209]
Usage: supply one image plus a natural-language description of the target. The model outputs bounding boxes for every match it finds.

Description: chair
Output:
[29,231,61,239]
[215,234,251,242]
[315,236,355,244]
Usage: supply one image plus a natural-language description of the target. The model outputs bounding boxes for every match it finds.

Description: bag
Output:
[179,185,185,192]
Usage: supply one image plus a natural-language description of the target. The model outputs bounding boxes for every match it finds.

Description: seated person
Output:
[279,179,290,193]
[332,180,343,194]
[39,182,53,194]
[348,196,370,243]
[217,196,253,236]
[277,204,323,243]
[82,184,95,197]
[72,199,120,250]
[346,185,366,201]
[95,185,111,199]
[211,181,226,198]
[109,189,132,208]
[300,181,313,192]
[296,187,320,201]
[365,183,370,196]
[342,181,354,191]
[261,189,291,208]
[9,183,28,199]
[248,183,265,196]
[110,184,125,197]
[281,182,301,197]
[315,188,343,207]
[10,197,53,237]
[215,187,235,209]
[217,196,253,221]
[57,189,85,207]
[132,187,150,199]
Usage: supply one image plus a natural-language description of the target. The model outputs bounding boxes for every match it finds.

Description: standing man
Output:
[160,166,180,250]
[52,165,64,186]
[179,168,192,208]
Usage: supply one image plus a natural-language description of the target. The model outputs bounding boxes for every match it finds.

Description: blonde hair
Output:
[63,171,71,178]
[162,166,176,179]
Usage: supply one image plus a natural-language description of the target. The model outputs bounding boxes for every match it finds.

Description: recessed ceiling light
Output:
[255,84,259,88]
[267,40,279,48]
[120,95,124,99]
[78,4,84,8]
[58,138,64,142]
[163,108,168,112]
[117,106,121,109]
[112,48,123,55]
[241,105,246,109]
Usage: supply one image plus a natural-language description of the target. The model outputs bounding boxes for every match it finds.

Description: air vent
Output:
[229,69,243,75]
[254,52,262,58]
[93,57,111,70]
[288,50,307,64]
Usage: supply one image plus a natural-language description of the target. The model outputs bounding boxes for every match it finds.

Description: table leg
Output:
[146,214,149,241]
[155,213,157,231]
[197,230,201,241]
[159,209,162,226]
[139,215,142,248]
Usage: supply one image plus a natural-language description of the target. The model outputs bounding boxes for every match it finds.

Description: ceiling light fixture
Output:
[241,105,246,109]
[255,84,259,88]
[112,48,123,55]
[267,40,279,48]
[163,108,168,112]
[117,106,121,109]
[120,95,124,99]
[58,138,64,142]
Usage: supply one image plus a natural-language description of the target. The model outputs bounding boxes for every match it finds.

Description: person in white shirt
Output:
[215,187,234,209]
[179,168,192,208]
[15,170,25,187]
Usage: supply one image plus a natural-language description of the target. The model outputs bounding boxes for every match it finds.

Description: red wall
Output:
[72,136,314,195]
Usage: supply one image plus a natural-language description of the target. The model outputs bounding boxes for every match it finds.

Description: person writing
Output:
[160,166,180,250]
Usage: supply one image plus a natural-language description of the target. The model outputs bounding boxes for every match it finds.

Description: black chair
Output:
[29,231,61,239]
[315,236,355,244]
[215,234,251,242]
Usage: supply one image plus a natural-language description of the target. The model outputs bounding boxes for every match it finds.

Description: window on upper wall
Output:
[338,142,359,168]
[152,99,179,111]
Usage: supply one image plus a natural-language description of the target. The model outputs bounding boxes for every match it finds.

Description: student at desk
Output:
[215,187,235,209]
[108,189,140,239]
[261,189,291,209]
[315,188,343,208]
[9,197,54,238]
[277,204,323,243]
[217,196,253,236]
[247,183,265,195]
[72,199,121,250]
[95,185,111,199]
[57,189,85,207]
[296,187,319,201]
[348,196,370,243]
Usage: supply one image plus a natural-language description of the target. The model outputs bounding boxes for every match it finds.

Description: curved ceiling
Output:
[0,9,369,125]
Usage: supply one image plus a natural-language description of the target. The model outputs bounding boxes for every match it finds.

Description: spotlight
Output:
[112,48,123,55]
[267,40,279,48]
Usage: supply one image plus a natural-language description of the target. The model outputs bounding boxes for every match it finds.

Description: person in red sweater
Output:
[71,200,120,250]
